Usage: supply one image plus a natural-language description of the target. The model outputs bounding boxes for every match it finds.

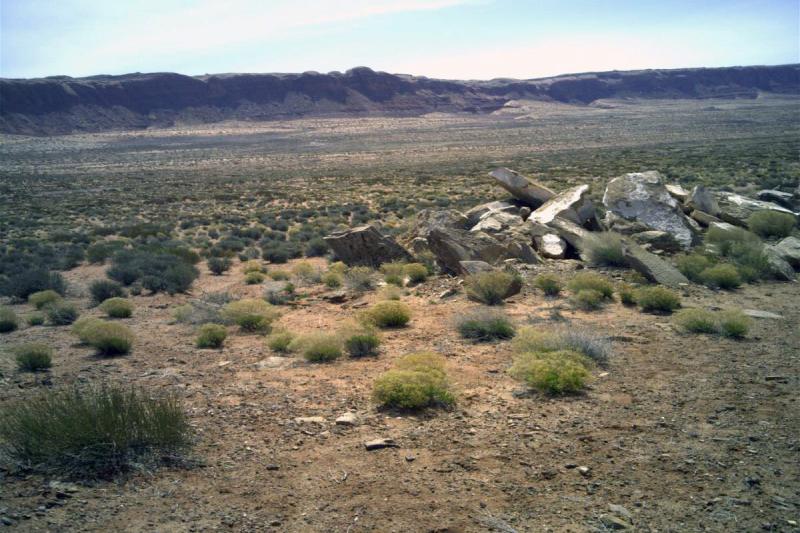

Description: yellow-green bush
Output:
[71,317,105,343]
[380,262,407,286]
[321,271,343,288]
[617,283,637,306]
[361,301,411,328]
[0,306,19,333]
[571,289,605,311]
[46,302,79,326]
[747,210,796,239]
[266,329,295,353]
[196,323,227,348]
[242,260,265,274]
[635,286,681,313]
[292,261,321,284]
[465,271,520,305]
[567,272,614,299]
[82,321,134,355]
[99,297,133,318]
[404,263,429,284]
[13,343,53,372]
[290,332,343,362]
[700,263,742,290]
[673,308,717,333]
[373,352,454,409]
[509,350,590,394]
[221,299,279,333]
[28,290,63,310]
[676,253,713,282]
[584,232,626,267]
[718,309,751,339]
[534,273,561,296]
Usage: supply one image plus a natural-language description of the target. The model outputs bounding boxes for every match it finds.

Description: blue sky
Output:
[1,0,798,79]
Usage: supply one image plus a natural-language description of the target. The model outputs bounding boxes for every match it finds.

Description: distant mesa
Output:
[0,64,798,135]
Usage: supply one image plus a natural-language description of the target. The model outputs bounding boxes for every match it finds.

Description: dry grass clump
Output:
[80,321,134,356]
[718,309,751,339]
[266,329,295,353]
[617,283,637,306]
[196,323,227,348]
[345,266,376,292]
[342,324,381,357]
[28,290,63,310]
[672,308,751,339]
[747,210,795,239]
[12,343,53,372]
[321,271,343,288]
[699,263,741,290]
[634,286,681,314]
[456,309,515,342]
[567,272,614,299]
[465,271,521,305]
[221,299,279,333]
[244,271,266,285]
[292,261,321,285]
[533,273,561,296]
[378,285,403,300]
[99,297,133,318]
[676,253,713,282]
[513,326,611,365]
[242,260,265,274]
[570,289,604,311]
[509,350,590,395]
[360,301,411,328]
[46,302,79,326]
[404,263,429,284]
[584,232,626,267]
[373,352,454,410]
[380,262,407,286]
[0,306,19,333]
[290,332,343,362]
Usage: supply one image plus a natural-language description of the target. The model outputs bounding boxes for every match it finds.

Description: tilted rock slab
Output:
[620,240,690,288]
[603,171,699,250]
[544,217,592,259]
[489,168,555,207]
[324,225,413,268]
[687,185,719,216]
[714,192,796,227]
[774,236,800,269]
[528,184,595,226]
[464,200,523,228]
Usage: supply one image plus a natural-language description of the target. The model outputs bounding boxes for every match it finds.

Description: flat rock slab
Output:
[774,236,800,268]
[743,309,784,319]
[621,240,689,288]
[294,416,326,424]
[364,438,399,451]
[489,168,555,207]
[325,225,413,267]
[335,412,360,426]
[256,357,291,369]
[714,192,796,226]
[528,184,594,226]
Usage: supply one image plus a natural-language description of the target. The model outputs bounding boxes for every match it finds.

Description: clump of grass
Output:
[512,327,562,353]
[82,321,134,356]
[292,261,321,285]
[264,282,296,305]
[196,323,227,348]
[345,266,376,292]
[13,343,53,372]
[28,290,62,310]
[266,329,295,353]
[343,325,381,357]
[570,289,605,311]
[513,326,611,366]
[361,301,411,328]
[71,317,105,343]
[718,309,751,339]
[747,210,796,239]
[290,332,343,362]
[321,271,343,288]
[676,253,714,282]
[99,298,133,319]
[380,262,407,286]
[373,352,454,409]
[584,232,626,267]
[617,283,637,306]
[378,285,403,300]
[221,299,279,333]
[456,309,515,342]
[0,384,191,478]
[465,271,521,305]
[0,306,19,333]
[242,260,265,274]
[533,273,561,296]
[171,292,231,325]
[700,263,741,290]
[673,308,718,333]
[46,302,79,326]
[27,313,45,326]
[244,271,265,285]
[635,286,681,314]
[509,350,590,395]
[705,226,771,282]
[208,257,232,275]
[404,263,429,284]
[567,272,614,299]
[89,280,126,306]
[268,269,290,281]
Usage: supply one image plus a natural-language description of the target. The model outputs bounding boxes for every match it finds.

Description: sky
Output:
[1,0,798,80]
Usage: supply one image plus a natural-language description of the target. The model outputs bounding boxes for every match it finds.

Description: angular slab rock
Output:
[603,171,699,250]
[631,230,683,254]
[325,225,413,268]
[427,227,509,274]
[687,185,719,216]
[665,183,690,203]
[764,246,796,281]
[458,260,495,276]
[690,209,723,227]
[757,189,796,209]
[534,233,567,259]
[774,236,800,269]
[528,184,596,226]
[489,168,555,207]
[620,240,690,288]
[743,309,783,320]
[465,200,522,228]
[471,210,522,233]
[544,217,592,258]
[714,192,796,226]
[364,438,399,451]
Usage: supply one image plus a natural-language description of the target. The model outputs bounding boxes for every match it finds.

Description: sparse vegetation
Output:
[635,286,681,313]
[361,301,411,328]
[244,271,266,284]
[46,301,79,325]
[27,312,45,326]
[28,289,63,310]
[718,309,751,339]
[509,350,590,395]
[344,266,376,292]
[196,323,227,348]
[82,321,134,355]
[290,332,343,362]
[266,330,295,353]
[456,309,515,342]
[585,232,626,267]
[567,272,614,299]
[12,343,53,372]
[343,327,381,357]
[571,289,605,311]
[89,280,126,305]
[0,306,20,333]
[404,263,428,284]
[534,273,561,296]
[673,308,718,333]
[676,253,714,282]
[373,352,454,409]
[465,270,520,305]
[747,210,796,239]
[700,263,742,290]
[617,283,637,306]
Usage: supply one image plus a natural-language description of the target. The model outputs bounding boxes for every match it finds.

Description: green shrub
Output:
[292,261,321,284]
[13,343,53,372]
[2,269,66,300]
[89,280,126,305]
[0,306,19,333]
[27,313,45,326]
[727,242,771,282]
[676,253,713,282]
[380,262,407,286]
[404,263,428,284]
[700,264,741,290]
[47,302,79,325]
[208,257,232,275]
[244,271,265,285]
[221,299,279,333]
[345,266,376,292]
[266,330,295,353]
[718,309,751,339]
[108,249,198,294]
[321,271,343,288]
[465,271,520,305]
[373,352,454,409]
[242,260,265,274]
[584,232,626,267]
[28,290,63,310]
[513,326,611,365]
[456,309,515,342]
[290,332,343,362]
[534,273,561,296]
[509,350,590,395]
[361,301,411,328]
[0,384,191,478]
[71,317,105,343]
[747,210,796,239]
[344,330,381,357]
[617,283,637,306]
[99,298,133,318]
[82,321,134,355]
[378,285,403,301]
[571,289,605,311]
[196,323,227,348]
[512,327,562,353]
[635,286,681,314]
[304,237,329,258]
[268,269,290,281]
[706,225,761,255]
[567,272,614,299]
[673,308,718,333]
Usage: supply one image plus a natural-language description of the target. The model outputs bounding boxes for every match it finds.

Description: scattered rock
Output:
[464,200,522,228]
[577,466,591,476]
[714,192,796,226]
[757,189,796,209]
[335,412,359,426]
[438,287,459,299]
[774,236,800,269]
[690,209,723,226]
[471,210,521,233]
[534,233,567,259]
[294,416,326,424]
[324,225,414,267]
[458,261,496,276]
[665,183,690,203]
[427,227,509,274]
[608,504,633,520]
[321,291,348,303]
[621,240,690,288]
[489,168,555,207]
[364,438,399,451]
[763,245,796,281]
[256,357,290,369]
[743,309,783,319]
[600,514,632,530]
[545,217,592,257]
[631,230,683,254]
[528,184,595,226]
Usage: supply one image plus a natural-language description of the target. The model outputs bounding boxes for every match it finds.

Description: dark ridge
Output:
[1,64,798,135]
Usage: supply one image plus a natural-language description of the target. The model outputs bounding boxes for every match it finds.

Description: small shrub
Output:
[584,232,626,267]
[635,286,681,313]
[456,309,515,342]
[268,269,290,281]
[718,309,751,339]
[673,308,718,333]
[71,317,105,343]
[557,326,612,365]
[617,283,637,306]
[344,330,381,357]
[292,261,321,284]
[208,257,232,275]
[381,262,407,286]
[0,384,191,478]
[2,269,66,300]
[27,313,45,326]
[676,253,713,282]
[304,237,329,258]
[99,298,133,319]
[0,306,19,333]
[345,266,376,292]
[82,321,134,355]
[222,299,279,333]
[465,271,520,305]
[89,280,126,305]
[196,323,227,348]
[242,260,264,274]
[378,285,403,301]
[171,292,231,325]
[244,271,265,285]
[13,343,53,372]
[509,350,590,395]
[28,290,63,310]
[291,332,343,362]
[373,352,454,409]
[706,224,761,255]
[404,263,428,284]
[567,272,614,299]
[361,301,411,328]
[321,271,343,288]
[266,330,295,353]
[512,327,562,353]
[700,264,741,290]
[747,210,795,239]
[534,273,561,296]
[47,302,79,326]
[264,283,296,305]
[571,289,604,311]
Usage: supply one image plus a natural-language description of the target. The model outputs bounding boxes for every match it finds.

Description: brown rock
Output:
[489,167,555,207]
[325,225,413,267]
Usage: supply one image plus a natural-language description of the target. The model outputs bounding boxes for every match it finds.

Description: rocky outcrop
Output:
[631,231,683,254]
[426,227,510,274]
[470,210,522,233]
[714,192,796,226]
[489,168,555,207]
[464,200,523,228]
[687,185,719,216]
[544,217,593,258]
[620,240,690,288]
[528,185,595,226]
[764,246,796,281]
[324,225,413,267]
[603,171,699,250]
[774,236,800,269]
[757,190,796,209]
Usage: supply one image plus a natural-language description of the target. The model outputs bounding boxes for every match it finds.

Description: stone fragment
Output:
[631,230,683,254]
[534,233,567,259]
[464,200,521,228]
[620,240,690,288]
[743,309,783,319]
[458,260,495,276]
[544,217,592,258]
[774,236,800,269]
[325,225,413,267]
[665,183,689,203]
[294,416,326,424]
[690,209,723,227]
[335,412,359,426]
[528,184,594,226]
[764,245,796,281]
[489,167,555,207]
[687,185,719,215]
[364,438,399,451]
[757,189,795,209]
[715,192,796,226]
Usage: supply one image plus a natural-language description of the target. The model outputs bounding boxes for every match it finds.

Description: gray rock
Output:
[458,260,495,276]
[603,171,699,250]
[471,210,521,233]
[364,438,399,451]
[489,167,555,207]
[608,504,633,520]
[714,192,796,226]
[427,227,509,274]
[534,233,567,259]
[294,416,326,424]
[528,184,595,226]
[774,236,800,268]
[325,225,413,267]
[335,412,359,426]
[621,240,690,288]
[464,200,521,228]
[687,185,719,215]
[665,183,690,203]
[600,515,632,530]
[631,230,683,254]
[690,209,723,227]
[256,357,291,369]
[545,217,592,258]
[757,189,795,209]
[764,245,796,281]
[743,309,783,319]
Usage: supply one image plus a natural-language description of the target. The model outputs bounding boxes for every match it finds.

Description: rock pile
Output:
[325,168,799,283]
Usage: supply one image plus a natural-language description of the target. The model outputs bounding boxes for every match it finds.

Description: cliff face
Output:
[1,64,798,135]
